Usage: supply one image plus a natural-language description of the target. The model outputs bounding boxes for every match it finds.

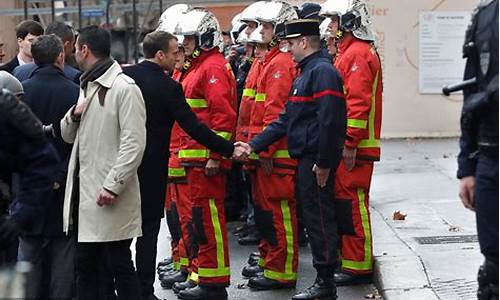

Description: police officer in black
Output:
[0,88,58,259]
[455,0,498,299]
[236,19,346,300]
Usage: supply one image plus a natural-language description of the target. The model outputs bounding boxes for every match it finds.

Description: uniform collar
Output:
[263,46,281,65]
[337,34,357,56]
[297,50,323,70]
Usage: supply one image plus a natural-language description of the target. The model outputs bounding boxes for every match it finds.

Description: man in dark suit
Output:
[122,31,238,300]
[19,34,79,300]
[0,20,44,74]
[14,22,81,84]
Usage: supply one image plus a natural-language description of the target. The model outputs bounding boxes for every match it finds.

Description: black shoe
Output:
[177,286,228,300]
[247,251,261,265]
[157,263,174,274]
[334,271,373,286]
[248,275,295,290]
[173,280,198,294]
[160,270,188,289]
[238,231,261,245]
[292,277,337,300]
[242,265,263,278]
[159,269,180,281]
[157,257,173,269]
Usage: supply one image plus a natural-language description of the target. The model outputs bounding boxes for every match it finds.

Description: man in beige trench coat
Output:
[60,25,146,300]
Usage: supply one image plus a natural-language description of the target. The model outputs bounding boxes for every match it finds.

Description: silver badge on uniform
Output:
[480,43,490,76]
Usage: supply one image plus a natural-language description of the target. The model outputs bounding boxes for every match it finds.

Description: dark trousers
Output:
[297,157,338,278]
[135,218,161,300]
[76,239,140,300]
[475,154,499,264]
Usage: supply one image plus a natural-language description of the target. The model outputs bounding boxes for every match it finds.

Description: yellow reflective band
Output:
[186,98,208,108]
[226,63,232,71]
[198,267,230,277]
[189,272,199,283]
[173,261,180,271]
[258,257,265,267]
[263,200,297,281]
[198,199,229,278]
[347,119,368,129]
[243,88,256,98]
[214,131,232,141]
[264,269,297,281]
[249,152,259,160]
[178,149,210,159]
[255,93,266,102]
[180,257,189,267]
[273,150,291,159]
[168,167,186,177]
[342,188,373,271]
[357,72,380,149]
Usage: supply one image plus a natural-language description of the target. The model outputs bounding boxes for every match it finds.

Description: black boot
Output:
[238,230,261,245]
[248,275,295,290]
[334,270,373,286]
[157,257,173,269]
[292,276,337,300]
[241,265,263,278]
[157,263,175,274]
[158,269,180,281]
[247,252,261,265]
[177,286,228,300]
[160,270,188,289]
[173,280,198,294]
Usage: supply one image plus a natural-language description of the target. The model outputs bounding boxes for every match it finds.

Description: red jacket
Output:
[177,48,237,164]
[248,46,297,169]
[236,59,263,143]
[168,70,186,180]
[335,35,383,161]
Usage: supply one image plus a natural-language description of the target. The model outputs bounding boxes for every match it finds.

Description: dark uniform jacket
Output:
[123,61,234,221]
[0,56,20,74]
[458,0,499,178]
[250,50,346,169]
[22,65,79,236]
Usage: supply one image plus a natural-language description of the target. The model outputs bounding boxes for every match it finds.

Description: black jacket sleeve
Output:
[249,108,288,153]
[313,65,346,169]
[171,83,235,157]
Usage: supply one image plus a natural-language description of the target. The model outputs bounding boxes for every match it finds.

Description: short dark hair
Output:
[15,20,44,40]
[31,34,63,65]
[142,31,177,59]
[45,21,74,43]
[305,35,321,50]
[77,25,111,59]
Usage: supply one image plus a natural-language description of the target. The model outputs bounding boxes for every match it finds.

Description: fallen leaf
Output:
[449,225,461,232]
[365,291,382,299]
[393,210,407,220]
[443,154,449,158]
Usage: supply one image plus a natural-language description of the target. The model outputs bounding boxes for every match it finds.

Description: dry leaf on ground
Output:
[393,210,407,220]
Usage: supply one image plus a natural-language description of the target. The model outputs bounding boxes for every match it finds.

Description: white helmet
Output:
[319,18,333,40]
[247,26,266,44]
[157,4,191,31]
[342,0,376,42]
[231,14,247,44]
[239,1,267,24]
[174,8,223,51]
[255,1,298,35]
[236,31,250,44]
[319,0,349,18]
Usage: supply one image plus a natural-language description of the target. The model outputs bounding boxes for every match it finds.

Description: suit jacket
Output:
[0,57,20,74]
[123,61,234,221]
[22,65,79,236]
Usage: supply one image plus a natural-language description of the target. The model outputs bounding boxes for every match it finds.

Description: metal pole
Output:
[159,0,163,12]
[106,0,110,26]
[23,0,28,20]
[78,0,82,29]
[133,0,138,63]
[51,0,55,21]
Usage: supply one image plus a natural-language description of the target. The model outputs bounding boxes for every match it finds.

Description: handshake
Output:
[231,141,253,161]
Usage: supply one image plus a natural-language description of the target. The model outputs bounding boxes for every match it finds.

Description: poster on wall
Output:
[419,11,470,94]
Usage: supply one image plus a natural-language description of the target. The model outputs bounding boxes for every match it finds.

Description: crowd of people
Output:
[0,0,382,299]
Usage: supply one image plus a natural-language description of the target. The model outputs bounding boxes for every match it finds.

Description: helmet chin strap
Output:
[335,29,344,40]
[182,47,202,72]
[268,38,278,49]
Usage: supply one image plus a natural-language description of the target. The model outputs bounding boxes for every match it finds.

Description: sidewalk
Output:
[371,138,481,300]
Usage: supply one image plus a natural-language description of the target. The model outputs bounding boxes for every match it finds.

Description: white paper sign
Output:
[419,11,471,94]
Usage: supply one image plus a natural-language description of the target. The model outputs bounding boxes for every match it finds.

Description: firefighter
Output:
[235,17,347,300]
[173,8,237,300]
[320,0,383,285]
[241,0,300,291]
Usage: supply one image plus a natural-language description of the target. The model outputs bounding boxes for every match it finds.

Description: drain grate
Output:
[414,235,478,245]
[432,278,477,300]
